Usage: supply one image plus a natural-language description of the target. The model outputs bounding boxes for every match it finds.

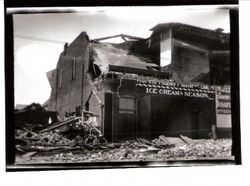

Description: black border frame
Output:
[5,0,238,7]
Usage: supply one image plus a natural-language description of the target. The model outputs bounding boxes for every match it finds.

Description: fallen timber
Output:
[40,117,81,133]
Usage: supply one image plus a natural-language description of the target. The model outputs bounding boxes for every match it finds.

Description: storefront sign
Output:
[134,79,215,99]
[215,86,231,114]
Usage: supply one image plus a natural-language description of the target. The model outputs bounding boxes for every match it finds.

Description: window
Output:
[119,96,136,114]
[160,36,172,67]
[72,58,76,80]
[59,68,63,88]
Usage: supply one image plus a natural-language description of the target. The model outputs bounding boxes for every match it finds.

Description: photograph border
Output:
[4,0,240,171]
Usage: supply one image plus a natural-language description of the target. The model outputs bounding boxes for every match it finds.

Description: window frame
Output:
[59,68,63,88]
[72,58,76,80]
[118,95,136,114]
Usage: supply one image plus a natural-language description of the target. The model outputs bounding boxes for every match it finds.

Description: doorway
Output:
[117,95,137,140]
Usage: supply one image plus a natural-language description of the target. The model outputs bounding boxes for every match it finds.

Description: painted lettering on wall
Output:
[145,87,210,98]
[119,78,215,99]
[215,86,231,114]
[136,79,212,90]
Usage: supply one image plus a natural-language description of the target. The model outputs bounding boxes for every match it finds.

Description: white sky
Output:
[13,6,230,105]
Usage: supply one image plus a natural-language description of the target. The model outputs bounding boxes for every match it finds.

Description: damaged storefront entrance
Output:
[112,94,215,141]
[107,78,216,141]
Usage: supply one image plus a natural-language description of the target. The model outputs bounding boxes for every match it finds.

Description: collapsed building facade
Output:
[46,22,231,141]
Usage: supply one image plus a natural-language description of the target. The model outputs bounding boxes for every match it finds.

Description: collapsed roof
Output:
[90,42,159,74]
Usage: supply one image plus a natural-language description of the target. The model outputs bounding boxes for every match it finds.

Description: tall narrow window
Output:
[72,58,76,80]
[59,68,63,88]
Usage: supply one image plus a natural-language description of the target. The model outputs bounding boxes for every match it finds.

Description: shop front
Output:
[102,78,216,141]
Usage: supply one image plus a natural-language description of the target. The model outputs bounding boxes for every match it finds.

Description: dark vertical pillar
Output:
[230,8,241,164]
[101,105,104,134]
[104,92,113,142]
[81,55,85,111]
[5,14,15,166]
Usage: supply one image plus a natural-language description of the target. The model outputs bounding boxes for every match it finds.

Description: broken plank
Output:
[40,117,80,133]
[159,135,170,145]
[22,151,37,158]
[164,137,186,146]
[180,135,194,144]
[140,138,153,145]
[137,147,160,154]
[82,110,99,117]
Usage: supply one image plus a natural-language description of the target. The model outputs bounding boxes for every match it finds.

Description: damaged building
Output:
[46,22,231,141]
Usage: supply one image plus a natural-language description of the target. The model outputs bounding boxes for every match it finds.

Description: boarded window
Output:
[72,58,76,80]
[119,96,136,114]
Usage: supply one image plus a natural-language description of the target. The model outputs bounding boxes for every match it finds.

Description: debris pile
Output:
[40,116,105,143]
[15,118,106,154]
[15,127,233,163]
[14,103,233,164]
[15,103,57,131]
[15,129,76,147]
[14,107,108,158]
[157,139,232,159]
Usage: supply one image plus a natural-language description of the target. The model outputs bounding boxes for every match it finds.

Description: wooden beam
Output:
[121,34,144,40]
[93,34,143,42]
[40,117,80,133]
[82,110,99,117]
[93,34,122,42]
[174,39,208,53]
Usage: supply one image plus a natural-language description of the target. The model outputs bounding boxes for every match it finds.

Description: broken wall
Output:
[87,91,105,131]
[48,33,96,118]
[55,55,83,117]
[171,41,210,83]
[47,69,57,111]
[209,52,230,85]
